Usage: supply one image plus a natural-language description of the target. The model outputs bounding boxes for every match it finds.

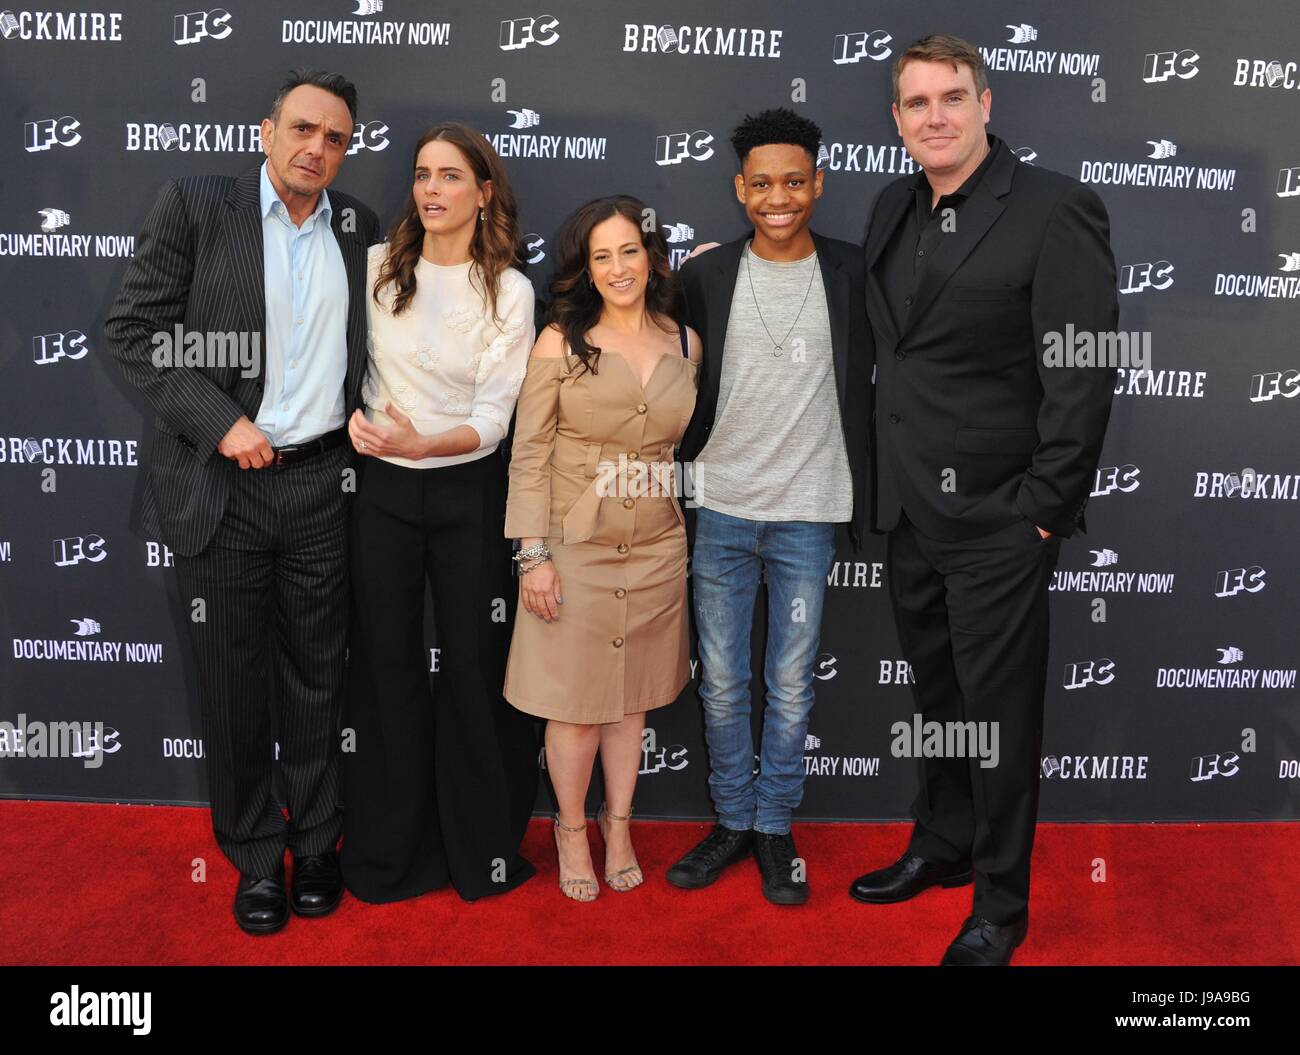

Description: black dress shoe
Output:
[848,851,973,904]
[234,868,288,935]
[940,914,1029,966]
[290,850,343,917]
[753,831,809,905]
[666,825,754,889]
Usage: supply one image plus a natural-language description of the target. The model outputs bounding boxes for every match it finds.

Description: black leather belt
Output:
[272,427,347,467]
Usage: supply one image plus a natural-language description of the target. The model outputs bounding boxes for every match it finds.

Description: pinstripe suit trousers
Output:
[173,446,349,877]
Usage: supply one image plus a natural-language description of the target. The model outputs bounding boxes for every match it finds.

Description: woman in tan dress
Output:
[504,195,701,901]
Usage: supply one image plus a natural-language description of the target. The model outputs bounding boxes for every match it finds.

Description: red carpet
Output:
[1,802,1295,965]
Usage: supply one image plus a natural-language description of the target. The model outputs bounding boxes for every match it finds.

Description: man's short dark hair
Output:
[892,34,988,106]
[729,107,823,168]
[270,68,358,124]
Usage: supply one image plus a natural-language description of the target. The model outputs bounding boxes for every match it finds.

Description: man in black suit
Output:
[848,36,1118,964]
[667,109,873,905]
[105,70,382,934]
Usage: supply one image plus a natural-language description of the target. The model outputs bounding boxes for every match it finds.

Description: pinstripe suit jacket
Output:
[105,166,382,556]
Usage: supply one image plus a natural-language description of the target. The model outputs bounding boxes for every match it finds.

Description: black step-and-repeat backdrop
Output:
[1,1,1297,822]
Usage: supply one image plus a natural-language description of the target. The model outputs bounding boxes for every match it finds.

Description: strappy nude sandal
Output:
[553,813,598,902]
[596,803,644,892]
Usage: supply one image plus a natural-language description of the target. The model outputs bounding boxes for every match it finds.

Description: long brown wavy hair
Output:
[546,195,682,376]
[373,122,521,322]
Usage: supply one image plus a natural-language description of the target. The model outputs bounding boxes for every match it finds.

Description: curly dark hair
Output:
[545,195,682,377]
[729,107,823,167]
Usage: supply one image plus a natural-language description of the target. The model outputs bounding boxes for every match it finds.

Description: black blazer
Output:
[864,138,1118,541]
[677,229,874,552]
[105,167,382,556]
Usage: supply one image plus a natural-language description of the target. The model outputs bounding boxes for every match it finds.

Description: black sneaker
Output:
[666,825,754,889]
[753,831,809,905]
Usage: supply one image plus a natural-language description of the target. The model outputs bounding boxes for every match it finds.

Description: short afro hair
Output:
[729,107,822,168]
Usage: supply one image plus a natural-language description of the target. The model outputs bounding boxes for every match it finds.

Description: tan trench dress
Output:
[504,346,698,723]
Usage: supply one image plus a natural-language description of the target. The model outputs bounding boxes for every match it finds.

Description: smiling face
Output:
[260,84,354,200]
[734,142,823,248]
[587,213,650,309]
[892,58,991,183]
[412,136,489,239]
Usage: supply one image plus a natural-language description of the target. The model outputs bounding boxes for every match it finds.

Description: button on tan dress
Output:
[504,342,698,724]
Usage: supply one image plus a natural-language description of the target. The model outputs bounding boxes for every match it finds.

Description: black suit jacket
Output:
[677,229,874,552]
[864,138,1118,541]
[105,167,382,556]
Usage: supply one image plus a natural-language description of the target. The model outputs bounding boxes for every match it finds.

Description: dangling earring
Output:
[479,209,486,222]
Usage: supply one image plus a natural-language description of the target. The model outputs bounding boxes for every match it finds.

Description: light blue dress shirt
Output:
[255,160,348,446]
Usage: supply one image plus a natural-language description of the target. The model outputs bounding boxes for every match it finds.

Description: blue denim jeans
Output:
[691,506,837,835]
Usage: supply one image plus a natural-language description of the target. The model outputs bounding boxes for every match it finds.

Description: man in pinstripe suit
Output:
[106,70,382,934]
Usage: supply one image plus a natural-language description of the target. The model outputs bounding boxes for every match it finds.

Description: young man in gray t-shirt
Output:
[670,108,874,905]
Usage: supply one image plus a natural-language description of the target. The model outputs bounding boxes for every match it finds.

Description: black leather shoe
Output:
[234,868,288,935]
[666,825,754,889]
[940,914,1029,965]
[753,831,809,905]
[848,851,973,904]
[290,850,343,917]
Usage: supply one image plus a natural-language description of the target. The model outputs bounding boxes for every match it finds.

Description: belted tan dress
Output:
[504,345,698,724]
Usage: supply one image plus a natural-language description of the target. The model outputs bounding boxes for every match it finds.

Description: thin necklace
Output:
[744,241,819,351]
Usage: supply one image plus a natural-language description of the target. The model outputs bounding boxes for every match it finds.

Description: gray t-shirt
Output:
[694,241,853,522]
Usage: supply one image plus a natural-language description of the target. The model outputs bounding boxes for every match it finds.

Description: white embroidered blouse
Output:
[363,242,536,468]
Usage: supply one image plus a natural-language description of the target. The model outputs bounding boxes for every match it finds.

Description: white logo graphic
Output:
[1278,252,1300,271]
[1119,261,1174,294]
[663,222,694,243]
[499,14,558,50]
[1190,752,1239,781]
[1276,167,1300,197]
[37,208,70,231]
[24,116,80,152]
[1091,464,1141,496]
[506,108,540,129]
[347,121,389,155]
[173,9,232,46]
[832,29,892,65]
[53,535,107,566]
[353,0,382,13]
[1250,370,1300,401]
[1006,24,1038,44]
[639,728,687,774]
[70,618,101,637]
[1063,659,1116,690]
[655,130,714,165]
[33,331,89,365]
[1089,548,1119,567]
[523,233,545,264]
[1146,138,1178,159]
[816,141,830,169]
[1013,146,1037,164]
[1217,647,1244,665]
[0,10,18,37]
[1215,567,1266,597]
[812,653,838,681]
[1143,50,1199,82]
[1042,755,1149,779]
[804,734,821,751]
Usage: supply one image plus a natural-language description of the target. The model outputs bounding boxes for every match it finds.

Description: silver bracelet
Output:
[519,553,552,574]
[513,541,550,564]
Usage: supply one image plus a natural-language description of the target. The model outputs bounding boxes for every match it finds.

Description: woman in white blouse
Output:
[340,122,540,904]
